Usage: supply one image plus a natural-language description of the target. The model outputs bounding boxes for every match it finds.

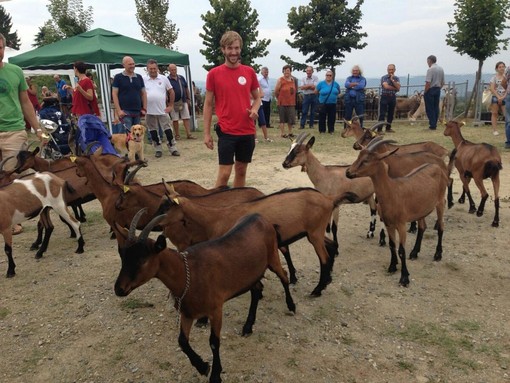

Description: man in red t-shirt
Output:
[203,31,261,188]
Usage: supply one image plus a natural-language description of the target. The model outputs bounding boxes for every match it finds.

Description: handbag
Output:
[482,89,491,108]
[174,99,184,111]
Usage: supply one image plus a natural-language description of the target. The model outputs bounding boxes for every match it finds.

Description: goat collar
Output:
[170,251,191,324]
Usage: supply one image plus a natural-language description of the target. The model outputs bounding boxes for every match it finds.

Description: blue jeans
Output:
[301,94,318,128]
[424,87,441,129]
[505,94,510,146]
[344,94,365,127]
[115,110,141,133]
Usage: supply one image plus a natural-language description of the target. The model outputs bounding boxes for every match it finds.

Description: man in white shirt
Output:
[258,66,272,128]
[143,59,179,157]
[299,66,319,129]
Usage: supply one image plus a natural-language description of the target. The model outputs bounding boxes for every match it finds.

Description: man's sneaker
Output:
[155,150,162,158]
[265,137,273,142]
[171,150,180,156]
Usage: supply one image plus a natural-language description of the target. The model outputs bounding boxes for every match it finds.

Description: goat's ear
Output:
[379,147,399,160]
[460,121,466,127]
[155,235,167,252]
[113,222,129,246]
[306,136,315,149]
[70,155,77,163]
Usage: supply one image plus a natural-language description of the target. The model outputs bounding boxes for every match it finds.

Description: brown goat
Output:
[114,211,296,383]
[282,132,378,240]
[71,150,229,237]
[346,139,448,287]
[443,120,502,227]
[157,185,357,296]
[342,119,449,159]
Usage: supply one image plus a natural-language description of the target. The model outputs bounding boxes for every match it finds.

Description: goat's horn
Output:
[124,161,147,185]
[128,208,148,241]
[367,137,397,152]
[295,132,309,145]
[452,112,465,121]
[0,156,15,171]
[343,119,352,126]
[139,215,166,242]
[370,122,387,132]
[85,141,100,155]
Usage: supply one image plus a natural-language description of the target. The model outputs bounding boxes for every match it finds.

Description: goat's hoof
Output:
[409,253,418,260]
[379,240,386,247]
[492,221,499,228]
[310,288,322,297]
[468,207,476,214]
[388,266,397,274]
[6,271,15,278]
[476,211,484,217]
[289,276,298,285]
[75,248,84,254]
[366,232,374,238]
[242,326,253,337]
[399,278,410,287]
[69,233,77,238]
[79,217,87,223]
[197,361,210,377]
[448,202,454,209]
[433,253,442,261]
[30,244,40,251]
[458,197,465,204]
[35,253,43,259]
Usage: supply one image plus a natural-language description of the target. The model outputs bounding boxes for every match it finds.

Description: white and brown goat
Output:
[0,172,84,277]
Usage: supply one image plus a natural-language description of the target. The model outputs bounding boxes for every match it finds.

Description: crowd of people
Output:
[2,30,510,200]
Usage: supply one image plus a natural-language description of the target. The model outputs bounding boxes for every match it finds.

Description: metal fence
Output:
[295,81,473,123]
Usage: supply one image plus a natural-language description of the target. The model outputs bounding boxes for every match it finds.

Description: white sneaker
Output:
[493,131,499,136]
[265,137,273,142]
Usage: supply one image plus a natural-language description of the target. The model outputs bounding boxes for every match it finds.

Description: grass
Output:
[119,298,155,311]
[387,320,495,371]
[0,307,9,320]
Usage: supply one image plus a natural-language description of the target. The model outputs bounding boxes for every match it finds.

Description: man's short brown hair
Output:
[220,31,243,49]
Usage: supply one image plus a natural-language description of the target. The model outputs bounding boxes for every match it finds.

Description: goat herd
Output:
[0,118,503,383]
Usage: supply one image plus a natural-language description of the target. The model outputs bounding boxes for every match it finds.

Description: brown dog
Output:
[111,124,146,161]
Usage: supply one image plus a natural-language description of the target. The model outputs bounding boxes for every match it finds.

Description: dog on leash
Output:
[111,124,146,161]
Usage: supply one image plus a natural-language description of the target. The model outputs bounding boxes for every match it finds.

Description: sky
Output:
[3,0,510,83]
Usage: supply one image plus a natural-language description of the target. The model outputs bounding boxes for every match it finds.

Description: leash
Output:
[170,251,191,326]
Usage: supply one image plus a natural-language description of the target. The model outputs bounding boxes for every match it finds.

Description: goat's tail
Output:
[483,160,502,179]
[447,148,457,176]
[63,181,77,203]
[333,191,360,207]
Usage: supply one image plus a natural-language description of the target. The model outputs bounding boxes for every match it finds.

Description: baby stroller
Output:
[76,114,118,155]
[38,105,72,160]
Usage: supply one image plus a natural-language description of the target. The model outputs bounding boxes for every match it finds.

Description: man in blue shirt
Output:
[112,56,147,134]
[378,64,400,133]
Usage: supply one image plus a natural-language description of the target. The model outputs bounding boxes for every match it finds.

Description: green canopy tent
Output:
[9,28,192,131]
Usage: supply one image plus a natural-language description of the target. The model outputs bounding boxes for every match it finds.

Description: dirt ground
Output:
[1,122,509,383]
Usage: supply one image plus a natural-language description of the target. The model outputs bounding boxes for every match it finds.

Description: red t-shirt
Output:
[72,77,100,116]
[206,64,259,135]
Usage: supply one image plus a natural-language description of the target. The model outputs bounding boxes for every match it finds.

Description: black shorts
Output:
[215,124,255,165]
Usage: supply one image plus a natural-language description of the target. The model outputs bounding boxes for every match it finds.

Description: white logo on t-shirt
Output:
[238,76,247,85]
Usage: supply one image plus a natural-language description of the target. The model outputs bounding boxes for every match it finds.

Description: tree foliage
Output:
[283,0,367,74]
[135,0,179,50]
[33,0,93,47]
[0,5,20,49]
[199,0,270,72]
[446,0,510,115]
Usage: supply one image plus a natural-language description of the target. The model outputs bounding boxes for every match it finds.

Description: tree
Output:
[0,4,20,49]
[33,0,93,47]
[283,0,367,75]
[135,0,179,50]
[199,0,270,72]
[446,0,510,117]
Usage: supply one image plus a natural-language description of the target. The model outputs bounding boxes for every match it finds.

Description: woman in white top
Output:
[489,61,507,135]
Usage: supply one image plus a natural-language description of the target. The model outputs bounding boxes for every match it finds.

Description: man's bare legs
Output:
[214,162,248,187]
